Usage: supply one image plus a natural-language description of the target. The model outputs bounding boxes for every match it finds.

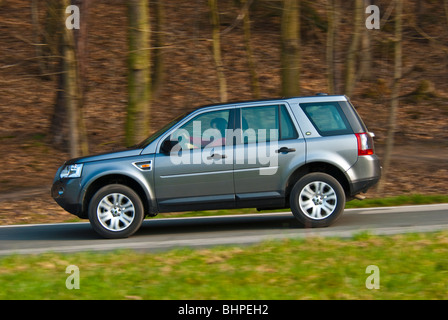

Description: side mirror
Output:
[160,138,178,154]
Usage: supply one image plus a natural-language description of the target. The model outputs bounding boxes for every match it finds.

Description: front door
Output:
[154,108,235,212]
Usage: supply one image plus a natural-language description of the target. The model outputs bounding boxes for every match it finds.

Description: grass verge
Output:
[1,231,448,299]
[345,194,448,208]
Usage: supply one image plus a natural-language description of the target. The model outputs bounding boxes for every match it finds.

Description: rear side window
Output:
[300,102,353,136]
[241,105,298,143]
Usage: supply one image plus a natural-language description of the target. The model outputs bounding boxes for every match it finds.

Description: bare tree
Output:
[62,0,88,157]
[359,0,373,81]
[73,0,89,156]
[49,0,88,157]
[30,0,47,77]
[344,0,363,96]
[326,0,338,94]
[445,0,448,28]
[73,0,89,101]
[48,0,67,147]
[126,0,151,147]
[281,0,300,97]
[377,0,402,194]
[151,0,165,97]
[209,0,228,102]
[241,0,260,99]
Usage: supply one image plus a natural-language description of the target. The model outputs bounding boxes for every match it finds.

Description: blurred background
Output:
[0,0,447,224]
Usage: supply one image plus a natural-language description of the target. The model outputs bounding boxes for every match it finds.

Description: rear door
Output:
[233,103,306,207]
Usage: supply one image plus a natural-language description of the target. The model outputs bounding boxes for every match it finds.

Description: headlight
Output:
[60,164,83,179]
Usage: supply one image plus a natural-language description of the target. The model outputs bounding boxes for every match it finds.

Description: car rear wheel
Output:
[88,184,144,238]
[290,173,345,228]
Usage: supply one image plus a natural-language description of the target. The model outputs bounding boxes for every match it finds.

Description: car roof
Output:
[194,95,349,112]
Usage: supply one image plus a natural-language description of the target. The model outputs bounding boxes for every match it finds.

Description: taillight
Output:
[355,132,374,156]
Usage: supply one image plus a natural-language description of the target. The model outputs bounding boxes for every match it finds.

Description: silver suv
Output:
[52,95,381,238]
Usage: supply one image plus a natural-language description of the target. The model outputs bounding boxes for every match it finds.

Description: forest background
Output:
[0,0,447,224]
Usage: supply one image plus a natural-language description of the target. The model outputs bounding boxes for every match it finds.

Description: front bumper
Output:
[51,178,84,217]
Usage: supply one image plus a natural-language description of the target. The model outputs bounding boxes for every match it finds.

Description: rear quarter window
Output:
[300,102,353,136]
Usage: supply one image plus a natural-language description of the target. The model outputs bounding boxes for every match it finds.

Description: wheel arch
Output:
[284,162,351,202]
[81,174,152,219]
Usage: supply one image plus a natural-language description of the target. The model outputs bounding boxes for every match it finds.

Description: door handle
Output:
[276,147,296,153]
[207,153,227,160]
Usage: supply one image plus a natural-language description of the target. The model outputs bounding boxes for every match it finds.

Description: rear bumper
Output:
[349,176,380,196]
[346,155,382,196]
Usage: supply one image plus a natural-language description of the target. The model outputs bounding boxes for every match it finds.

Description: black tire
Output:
[289,173,345,228]
[88,184,144,239]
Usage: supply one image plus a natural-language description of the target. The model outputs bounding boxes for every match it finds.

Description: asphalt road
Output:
[0,203,447,256]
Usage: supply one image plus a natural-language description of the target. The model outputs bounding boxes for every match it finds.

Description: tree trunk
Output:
[126,0,151,147]
[73,0,89,156]
[63,36,80,158]
[62,3,82,158]
[445,0,448,28]
[377,0,402,194]
[326,0,336,94]
[359,0,373,81]
[209,0,228,103]
[50,0,88,157]
[31,0,48,77]
[242,0,259,99]
[444,0,448,80]
[42,0,64,79]
[49,0,67,147]
[73,0,89,99]
[151,0,165,97]
[281,0,300,97]
[344,0,363,96]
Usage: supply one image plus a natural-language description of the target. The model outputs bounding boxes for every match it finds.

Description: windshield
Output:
[135,112,187,148]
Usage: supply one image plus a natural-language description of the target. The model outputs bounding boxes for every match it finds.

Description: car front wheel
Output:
[290,173,345,228]
[88,184,144,238]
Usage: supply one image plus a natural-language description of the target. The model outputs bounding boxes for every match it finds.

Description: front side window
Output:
[300,102,353,136]
[171,109,231,149]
